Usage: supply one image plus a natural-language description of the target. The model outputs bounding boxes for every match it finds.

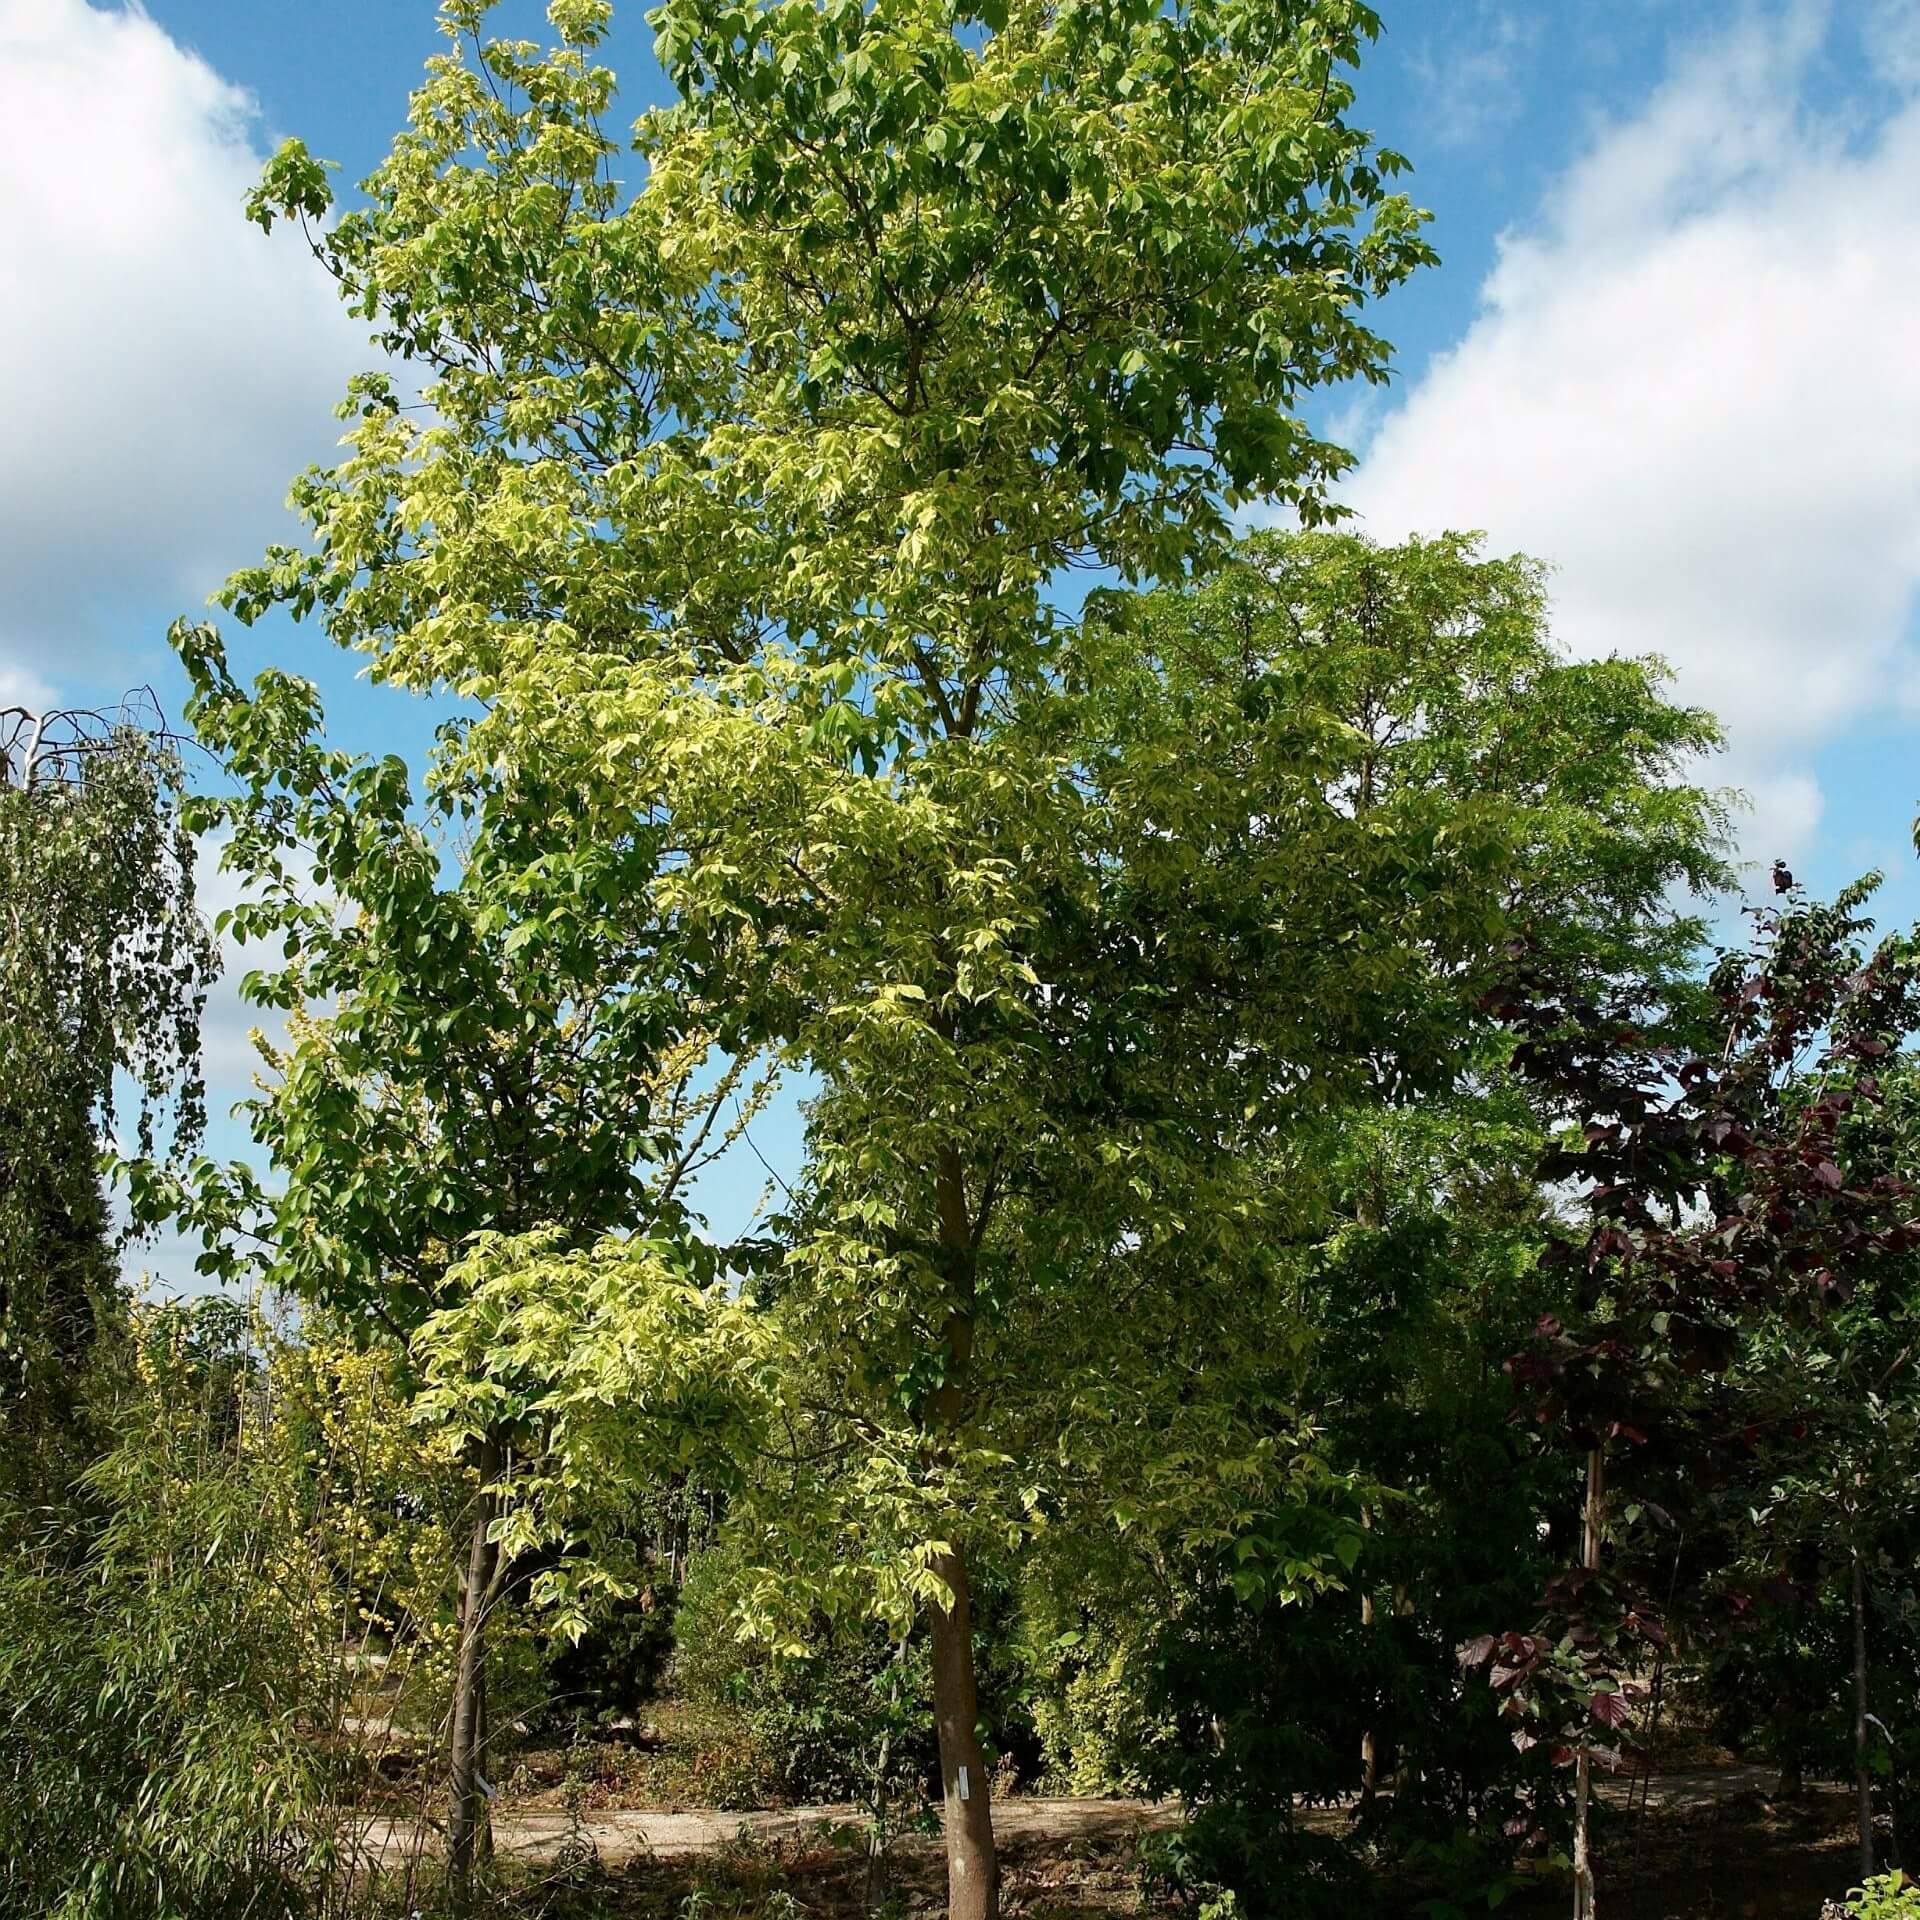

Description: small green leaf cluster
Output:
[1846,1873,1920,1918]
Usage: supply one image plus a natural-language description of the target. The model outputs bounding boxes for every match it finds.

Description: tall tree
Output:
[143,634,771,1906]
[1014,529,1728,1918]
[0,696,213,1474]
[234,3,1438,1911]
[1708,964,1920,1872]
[1474,869,1920,1919]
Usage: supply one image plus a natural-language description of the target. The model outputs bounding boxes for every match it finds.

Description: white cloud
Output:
[1406,5,1542,152]
[0,659,58,712]
[1865,0,1920,92]
[1341,3,1920,865]
[1741,766,1825,867]
[0,0,365,695]
[192,831,288,1100]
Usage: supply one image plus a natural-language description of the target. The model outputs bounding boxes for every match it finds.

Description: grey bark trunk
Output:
[922,1143,998,1920]
[930,1544,998,1920]
[865,1716,894,1912]
[448,1438,502,1909]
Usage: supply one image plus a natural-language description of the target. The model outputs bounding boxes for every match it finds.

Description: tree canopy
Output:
[232,3,1445,1910]
[0,699,214,1457]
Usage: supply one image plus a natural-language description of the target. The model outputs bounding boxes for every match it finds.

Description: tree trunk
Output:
[448,1438,503,1910]
[929,1544,998,1920]
[865,1645,904,1913]
[1854,1545,1877,1879]
[475,1645,493,1867]
[1357,1487,1380,1815]
[1572,1447,1604,1920]
[1775,1663,1808,1800]
[921,1142,998,1920]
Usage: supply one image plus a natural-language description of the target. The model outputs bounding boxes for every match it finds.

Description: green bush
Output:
[1014,1546,1170,1794]
[0,1304,341,1920]
[674,1540,935,1808]
[541,1573,680,1726]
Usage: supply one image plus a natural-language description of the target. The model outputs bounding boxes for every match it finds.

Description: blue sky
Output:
[4,0,1919,1287]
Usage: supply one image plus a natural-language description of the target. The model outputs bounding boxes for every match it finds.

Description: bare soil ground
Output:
[347,1794,1176,1871]
[1508,1778,1866,1920]
[345,1767,1876,1919]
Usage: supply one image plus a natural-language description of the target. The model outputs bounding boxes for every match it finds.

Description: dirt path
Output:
[345,1767,1800,1871]
[1594,1760,1788,1812]
[348,1794,1174,1869]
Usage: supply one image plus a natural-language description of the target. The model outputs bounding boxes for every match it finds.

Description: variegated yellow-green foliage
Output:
[412,1228,779,1642]
[227,0,1461,1630]
[270,1321,471,1726]
[238,0,1430,691]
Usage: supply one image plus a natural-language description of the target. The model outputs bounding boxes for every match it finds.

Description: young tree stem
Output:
[1853,1541,1876,1878]
[1573,1446,1605,1920]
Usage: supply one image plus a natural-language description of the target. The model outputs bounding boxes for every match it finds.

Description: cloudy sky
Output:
[5,0,1919,1283]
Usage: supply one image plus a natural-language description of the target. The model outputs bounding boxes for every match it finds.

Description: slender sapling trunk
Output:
[1854,1543,1877,1878]
[924,1143,998,1920]
[448,1436,503,1909]
[1572,1446,1604,1920]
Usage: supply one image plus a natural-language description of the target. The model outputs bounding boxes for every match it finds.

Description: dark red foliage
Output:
[1471,874,1920,1755]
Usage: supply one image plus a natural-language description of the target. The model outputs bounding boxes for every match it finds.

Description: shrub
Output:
[674,1540,935,1808]
[0,1303,342,1920]
[541,1573,680,1726]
